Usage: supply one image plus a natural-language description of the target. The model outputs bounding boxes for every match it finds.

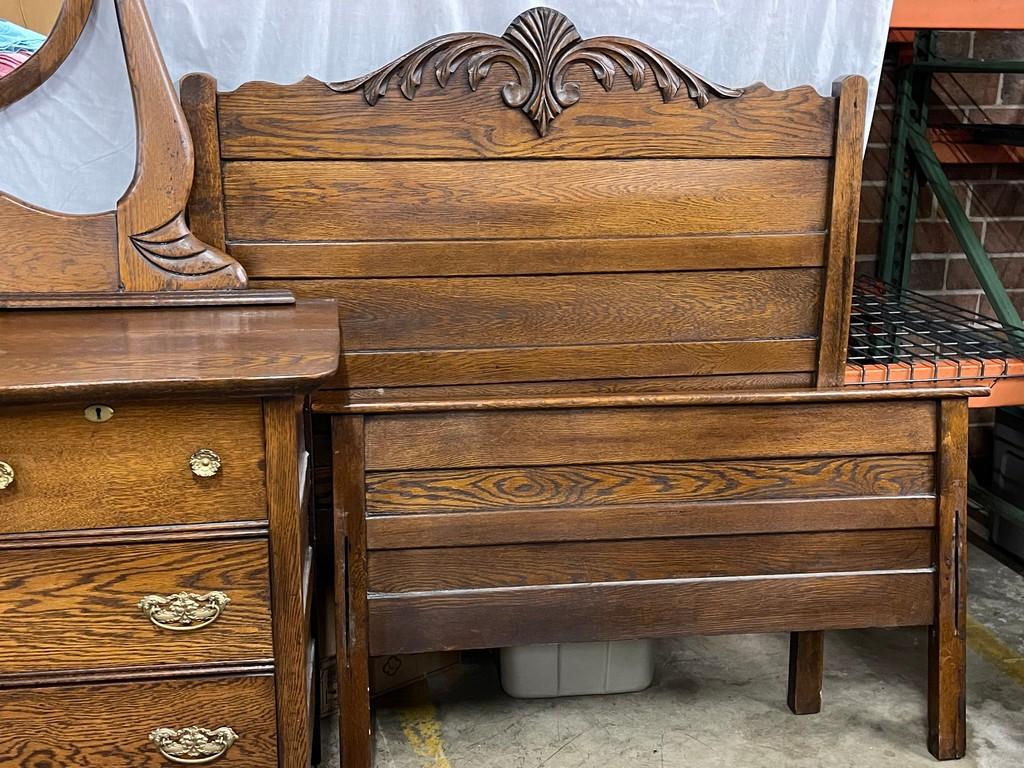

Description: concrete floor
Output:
[321,545,1024,767]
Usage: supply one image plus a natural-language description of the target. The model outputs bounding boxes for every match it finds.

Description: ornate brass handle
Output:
[189,449,222,478]
[138,591,230,631]
[0,461,13,490]
[149,726,238,764]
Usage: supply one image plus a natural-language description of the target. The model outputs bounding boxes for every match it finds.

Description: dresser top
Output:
[0,299,340,402]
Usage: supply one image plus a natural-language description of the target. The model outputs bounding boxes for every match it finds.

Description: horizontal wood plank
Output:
[367,529,935,592]
[366,455,935,514]
[364,402,938,469]
[0,300,340,403]
[314,373,816,409]
[0,675,277,766]
[223,158,830,241]
[264,270,823,351]
[0,401,266,535]
[367,571,935,654]
[330,339,818,389]
[0,540,272,676]
[0,195,117,293]
[365,497,936,549]
[216,79,836,160]
[230,233,826,278]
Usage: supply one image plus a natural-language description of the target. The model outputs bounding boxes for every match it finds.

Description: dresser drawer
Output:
[0,674,277,767]
[0,401,266,535]
[0,539,273,676]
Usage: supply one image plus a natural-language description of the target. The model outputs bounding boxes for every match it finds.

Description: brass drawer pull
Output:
[138,591,230,631]
[0,461,13,490]
[150,726,238,764]
[189,449,222,478]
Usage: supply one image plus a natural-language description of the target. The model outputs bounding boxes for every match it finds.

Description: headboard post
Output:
[180,73,228,250]
[816,76,867,387]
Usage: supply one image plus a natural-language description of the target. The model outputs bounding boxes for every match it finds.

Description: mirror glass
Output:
[0,0,62,80]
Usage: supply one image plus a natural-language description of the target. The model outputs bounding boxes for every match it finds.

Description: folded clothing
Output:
[0,49,31,76]
[0,19,46,53]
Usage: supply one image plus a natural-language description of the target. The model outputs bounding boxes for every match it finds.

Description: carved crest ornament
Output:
[330,6,743,137]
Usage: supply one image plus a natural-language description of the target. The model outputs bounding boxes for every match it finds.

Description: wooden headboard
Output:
[182,7,865,402]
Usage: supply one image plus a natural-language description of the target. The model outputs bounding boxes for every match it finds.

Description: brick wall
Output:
[858,31,1024,312]
[857,31,1024,463]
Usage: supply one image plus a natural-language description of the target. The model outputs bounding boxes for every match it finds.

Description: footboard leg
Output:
[929,400,967,760]
[333,415,374,768]
[787,630,824,714]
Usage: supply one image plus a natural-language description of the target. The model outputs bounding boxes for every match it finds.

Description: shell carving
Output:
[329,6,742,137]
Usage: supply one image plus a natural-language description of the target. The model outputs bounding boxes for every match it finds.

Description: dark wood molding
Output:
[329,6,742,137]
[0,0,94,109]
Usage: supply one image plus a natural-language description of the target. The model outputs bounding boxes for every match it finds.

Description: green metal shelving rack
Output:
[877,31,1024,558]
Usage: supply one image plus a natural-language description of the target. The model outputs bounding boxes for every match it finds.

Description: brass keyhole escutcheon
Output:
[84,405,114,423]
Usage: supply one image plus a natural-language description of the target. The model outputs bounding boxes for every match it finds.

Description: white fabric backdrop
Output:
[0,0,893,214]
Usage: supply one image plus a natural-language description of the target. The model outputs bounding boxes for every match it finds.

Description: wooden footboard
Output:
[348,399,946,655]
[331,391,968,762]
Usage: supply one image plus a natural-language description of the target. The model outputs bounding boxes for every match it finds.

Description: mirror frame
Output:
[0,0,94,108]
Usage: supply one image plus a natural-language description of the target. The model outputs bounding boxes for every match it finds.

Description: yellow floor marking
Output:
[399,700,452,768]
[967,614,1024,687]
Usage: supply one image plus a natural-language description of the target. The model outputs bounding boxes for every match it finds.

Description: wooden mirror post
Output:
[0,0,259,304]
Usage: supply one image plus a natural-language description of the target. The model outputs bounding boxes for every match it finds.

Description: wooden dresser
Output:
[0,0,340,765]
[0,302,339,766]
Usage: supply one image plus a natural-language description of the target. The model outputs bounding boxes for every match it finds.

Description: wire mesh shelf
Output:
[846,276,1024,386]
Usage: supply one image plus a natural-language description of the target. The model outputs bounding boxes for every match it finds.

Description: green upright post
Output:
[879,32,935,289]
[908,127,1024,332]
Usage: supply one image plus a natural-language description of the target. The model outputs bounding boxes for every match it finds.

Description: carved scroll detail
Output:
[329,6,742,136]
[129,213,245,284]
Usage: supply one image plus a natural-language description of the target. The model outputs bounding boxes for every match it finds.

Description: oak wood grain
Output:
[329,339,818,389]
[332,415,373,768]
[0,196,117,293]
[929,398,968,760]
[180,72,228,250]
[0,674,277,767]
[313,381,985,413]
[0,300,340,403]
[0,401,266,535]
[113,0,246,291]
[363,402,938,470]
[223,158,829,242]
[230,233,826,279]
[788,630,825,715]
[367,571,935,655]
[0,539,272,676]
[216,79,835,160]
[264,270,822,351]
[365,455,935,515]
[816,77,867,386]
[264,397,313,768]
[316,373,815,410]
[367,529,934,592]
[365,497,936,550]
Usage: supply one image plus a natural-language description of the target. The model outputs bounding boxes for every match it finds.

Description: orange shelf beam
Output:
[891,0,1024,30]
[845,359,1024,408]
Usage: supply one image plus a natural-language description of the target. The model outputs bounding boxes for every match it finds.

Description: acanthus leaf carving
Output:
[328,6,742,137]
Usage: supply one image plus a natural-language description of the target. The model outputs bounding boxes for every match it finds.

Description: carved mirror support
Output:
[0,0,250,302]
